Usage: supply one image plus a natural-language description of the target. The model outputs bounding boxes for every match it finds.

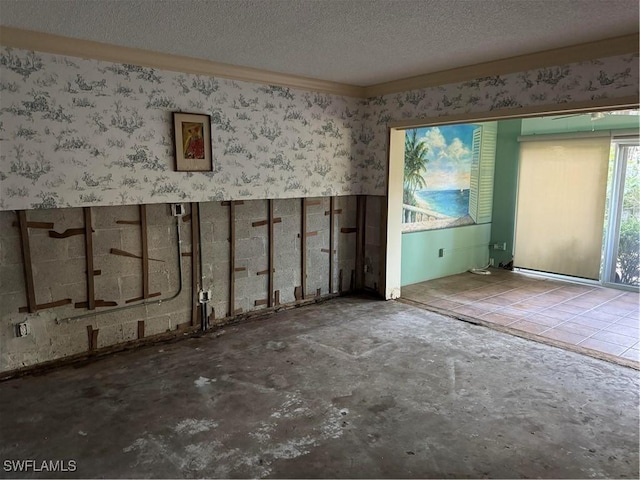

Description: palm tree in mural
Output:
[403,129,429,220]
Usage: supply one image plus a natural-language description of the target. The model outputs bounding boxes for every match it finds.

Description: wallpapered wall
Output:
[0,47,637,211]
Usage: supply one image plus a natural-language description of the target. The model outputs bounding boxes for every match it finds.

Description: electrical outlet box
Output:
[438,248,445,258]
[15,321,30,337]
[171,203,184,216]
[198,289,212,303]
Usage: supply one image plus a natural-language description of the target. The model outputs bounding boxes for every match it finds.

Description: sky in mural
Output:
[414,124,476,192]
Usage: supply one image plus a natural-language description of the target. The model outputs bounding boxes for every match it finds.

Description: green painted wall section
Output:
[401,224,491,286]
[489,119,522,266]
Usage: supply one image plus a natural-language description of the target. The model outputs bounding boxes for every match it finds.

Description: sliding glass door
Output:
[603,140,640,288]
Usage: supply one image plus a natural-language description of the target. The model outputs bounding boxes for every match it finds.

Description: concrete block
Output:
[92,205,140,229]
[0,211,19,238]
[93,228,123,256]
[120,274,143,301]
[1,235,22,265]
[0,292,26,317]
[146,203,174,226]
[121,226,142,253]
[33,257,86,288]
[30,234,69,263]
[235,236,266,260]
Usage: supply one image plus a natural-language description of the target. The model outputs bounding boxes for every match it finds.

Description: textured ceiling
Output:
[0,0,638,86]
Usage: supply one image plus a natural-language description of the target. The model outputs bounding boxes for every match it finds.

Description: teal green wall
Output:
[401,224,491,285]
[489,119,522,266]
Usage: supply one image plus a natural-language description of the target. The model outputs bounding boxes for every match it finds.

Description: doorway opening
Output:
[384,104,639,300]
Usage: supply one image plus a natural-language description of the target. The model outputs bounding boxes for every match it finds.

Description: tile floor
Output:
[401,268,640,366]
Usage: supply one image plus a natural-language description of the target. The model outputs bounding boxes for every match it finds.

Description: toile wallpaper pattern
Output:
[0,46,637,210]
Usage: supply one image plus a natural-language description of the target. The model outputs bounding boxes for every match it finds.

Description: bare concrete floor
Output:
[1,296,638,479]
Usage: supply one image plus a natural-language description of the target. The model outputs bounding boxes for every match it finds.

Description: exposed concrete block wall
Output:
[273,199,302,304]
[0,204,192,372]
[305,197,331,297]
[336,196,358,292]
[234,200,269,313]
[1,195,375,374]
[364,196,383,292]
[199,201,231,322]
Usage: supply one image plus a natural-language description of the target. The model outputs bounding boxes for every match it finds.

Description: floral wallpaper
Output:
[0,47,370,210]
[363,54,638,178]
[0,47,637,211]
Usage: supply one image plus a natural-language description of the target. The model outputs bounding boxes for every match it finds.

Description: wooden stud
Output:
[48,228,87,238]
[87,325,98,351]
[329,196,335,294]
[115,220,141,225]
[109,248,164,262]
[256,269,274,276]
[338,269,343,293]
[83,207,95,310]
[294,286,302,301]
[140,205,149,300]
[234,266,246,273]
[93,269,101,276]
[229,201,236,317]
[190,203,199,327]
[350,269,355,292]
[268,199,274,308]
[321,248,336,254]
[254,298,268,306]
[233,308,243,315]
[324,208,342,216]
[355,196,365,290]
[306,200,321,206]
[137,320,145,339]
[12,221,54,229]
[301,198,307,300]
[316,287,321,297]
[341,227,357,233]
[252,217,281,227]
[274,290,280,306]
[222,200,244,206]
[379,194,388,297]
[182,213,192,222]
[19,298,72,313]
[17,211,36,314]
[176,321,191,331]
[181,252,192,257]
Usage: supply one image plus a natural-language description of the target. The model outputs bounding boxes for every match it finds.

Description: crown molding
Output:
[365,33,640,98]
[1,27,638,100]
[0,26,367,98]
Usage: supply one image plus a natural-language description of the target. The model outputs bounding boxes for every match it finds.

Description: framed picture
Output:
[173,112,213,171]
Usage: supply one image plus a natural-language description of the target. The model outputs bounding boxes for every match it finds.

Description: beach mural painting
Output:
[402,123,478,232]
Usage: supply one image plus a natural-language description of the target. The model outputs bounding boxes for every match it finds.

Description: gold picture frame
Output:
[173,112,213,172]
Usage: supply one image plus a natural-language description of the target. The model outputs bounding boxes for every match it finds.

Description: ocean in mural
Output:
[415,188,470,218]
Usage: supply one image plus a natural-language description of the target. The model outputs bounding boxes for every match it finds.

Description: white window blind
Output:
[469,122,497,224]
[514,137,610,280]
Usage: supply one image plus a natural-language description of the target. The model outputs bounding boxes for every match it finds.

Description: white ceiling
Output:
[1,0,638,86]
